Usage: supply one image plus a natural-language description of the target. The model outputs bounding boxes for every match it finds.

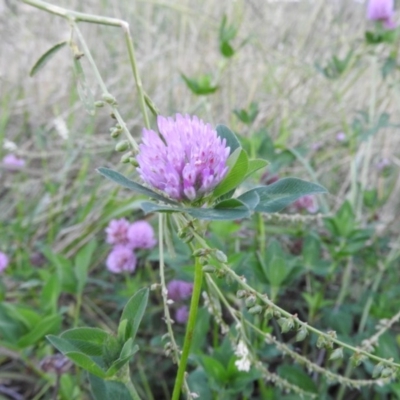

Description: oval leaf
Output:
[245,159,268,179]
[30,41,68,77]
[216,125,241,155]
[120,288,149,341]
[140,201,250,220]
[97,167,177,205]
[238,178,327,213]
[213,148,249,198]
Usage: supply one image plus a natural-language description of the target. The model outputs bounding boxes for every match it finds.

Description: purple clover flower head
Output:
[2,154,25,171]
[367,0,396,29]
[127,220,157,250]
[137,114,230,202]
[167,280,194,302]
[336,132,347,142]
[175,305,189,324]
[106,245,137,274]
[0,252,9,272]
[105,218,131,246]
[293,195,318,214]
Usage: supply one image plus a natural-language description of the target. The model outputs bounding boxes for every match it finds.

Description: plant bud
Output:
[237,290,247,299]
[110,128,121,138]
[202,265,216,273]
[248,305,263,314]
[129,157,138,167]
[115,140,130,152]
[380,367,394,378]
[193,248,209,257]
[264,307,274,321]
[121,152,132,164]
[102,93,117,105]
[295,325,308,342]
[245,295,256,308]
[199,256,208,265]
[182,233,194,243]
[278,317,294,333]
[94,101,105,107]
[329,347,343,361]
[214,250,228,263]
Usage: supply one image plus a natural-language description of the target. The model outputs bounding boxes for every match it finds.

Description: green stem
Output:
[124,378,141,400]
[171,246,204,400]
[123,26,150,129]
[334,257,353,309]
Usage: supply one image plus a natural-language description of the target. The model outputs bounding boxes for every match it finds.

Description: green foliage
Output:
[73,57,96,115]
[233,102,258,125]
[29,41,68,77]
[238,178,326,213]
[216,125,241,155]
[219,15,238,58]
[181,73,219,95]
[97,167,178,205]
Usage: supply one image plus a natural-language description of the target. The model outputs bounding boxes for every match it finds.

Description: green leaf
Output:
[216,125,241,155]
[200,355,227,384]
[235,190,259,210]
[50,329,107,357]
[61,327,109,344]
[40,273,61,314]
[277,365,318,394]
[17,314,61,348]
[67,352,106,378]
[140,201,250,220]
[29,41,68,77]
[74,240,97,294]
[238,178,326,213]
[120,288,149,341]
[97,167,177,205]
[233,102,259,125]
[244,159,268,179]
[213,148,249,198]
[89,374,132,400]
[73,57,95,116]
[106,341,139,377]
[181,73,218,95]
[47,335,106,377]
[219,15,237,58]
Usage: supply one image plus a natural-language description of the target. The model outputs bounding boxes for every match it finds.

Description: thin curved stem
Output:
[189,228,400,370]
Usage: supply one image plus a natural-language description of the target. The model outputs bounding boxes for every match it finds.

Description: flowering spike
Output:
[136,114,230,202]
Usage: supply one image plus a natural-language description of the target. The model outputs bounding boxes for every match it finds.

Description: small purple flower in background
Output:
[127,220,157,250]
[0,252,9,272]
[311,142,323,151]
[376,158,390,171]
[106,245,137,274]
[175,306,189,324]
[336,132,347,142]
[367,0,396,29]
[167,280,194,302]
[105,218,131,246]
[293,195,319,214]
[137,114,230,202]
[2,154,25,171]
